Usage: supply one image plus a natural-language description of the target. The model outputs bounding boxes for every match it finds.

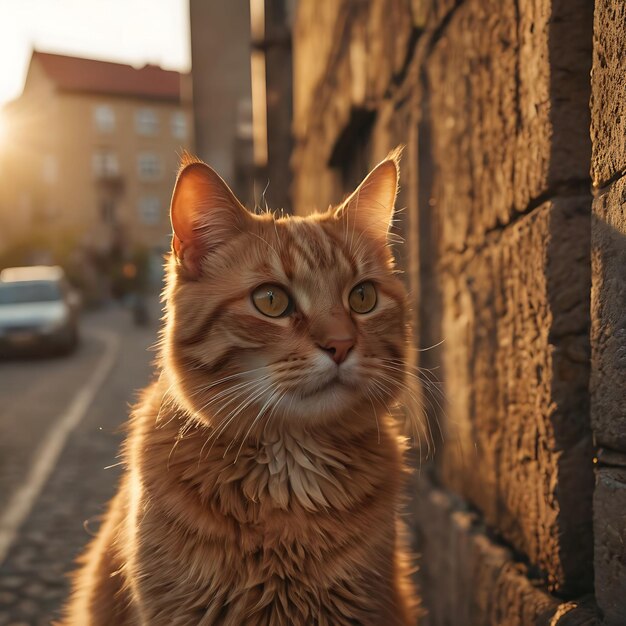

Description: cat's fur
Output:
[60,151,419,625]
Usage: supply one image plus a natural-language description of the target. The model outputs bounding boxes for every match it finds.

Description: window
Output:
[139,196,161,224]
[94,105,115,132]
[42,155,58,184]
[171,111,187,139]
[92,151,119,177]
[137,152,162,180]
[135,108,158,135]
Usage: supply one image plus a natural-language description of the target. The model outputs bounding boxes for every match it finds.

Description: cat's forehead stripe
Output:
[291,224,333,270]
[279,219,357,278]
[320,223,359,276]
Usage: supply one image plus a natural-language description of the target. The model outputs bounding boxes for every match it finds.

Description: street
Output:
[0,301,159,625]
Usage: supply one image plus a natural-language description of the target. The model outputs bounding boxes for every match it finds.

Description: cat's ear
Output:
[334,148,401,242]
[170,159,250,276]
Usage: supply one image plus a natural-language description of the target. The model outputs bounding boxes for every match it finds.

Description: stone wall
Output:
[590,2,626,624]
[289,0,621,623]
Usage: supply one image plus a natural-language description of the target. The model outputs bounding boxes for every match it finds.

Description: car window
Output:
[0,281,62,305]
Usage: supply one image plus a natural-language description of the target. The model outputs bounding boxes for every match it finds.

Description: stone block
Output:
[590,0,626,187]
[590,177,626,450]
[412,475,601,625]
[594,466,626,626]
[426,0,592,252]
[438,198,593,594]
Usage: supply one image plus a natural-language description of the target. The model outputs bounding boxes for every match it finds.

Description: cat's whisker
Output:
[155,381,180,427]
[371,372,430,447]
[374,371,439,459]
[375,361,446,404]
[218,383,278,459]
[194,376,269,412]
[362,386,381,444]
[370,376,429,461]
[188,366,269,392]
[179,379,272,464]
[222,383,275,457]
[202,379,274,458]
[378,365,447,437]
[193,371,274,410]
[379,354,444,375]
[262,388,289,438]
[414,339,446,352]
[233,383,282,463]
[203,380,269,434]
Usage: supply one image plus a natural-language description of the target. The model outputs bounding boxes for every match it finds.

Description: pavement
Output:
[0,299,160,625]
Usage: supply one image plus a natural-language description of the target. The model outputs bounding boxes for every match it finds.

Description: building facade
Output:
[0,51,193,274]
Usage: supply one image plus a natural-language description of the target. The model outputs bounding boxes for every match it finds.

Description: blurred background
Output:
[0,1,624,625]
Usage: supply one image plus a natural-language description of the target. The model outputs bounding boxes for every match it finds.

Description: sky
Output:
[0,0,191,107]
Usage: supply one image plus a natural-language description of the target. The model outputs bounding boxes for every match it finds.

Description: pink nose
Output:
[319,338,355,365]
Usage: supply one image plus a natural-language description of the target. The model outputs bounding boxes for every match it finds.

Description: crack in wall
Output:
[437,178,592,262]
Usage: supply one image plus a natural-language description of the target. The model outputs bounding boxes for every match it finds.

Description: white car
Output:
[0,266,81,355]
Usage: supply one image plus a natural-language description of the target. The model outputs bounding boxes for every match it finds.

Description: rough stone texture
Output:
[590,0,626,187]
[292,0,436,212]
[426,0,592,253]
[437,198,593,594]
[589,2,626,620]
[412,475,601,626]
[293,0,415,143]
[590,177,626,451]
[593,466,626,626]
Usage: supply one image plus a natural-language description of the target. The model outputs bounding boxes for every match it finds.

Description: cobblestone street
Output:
[0,302,159,625]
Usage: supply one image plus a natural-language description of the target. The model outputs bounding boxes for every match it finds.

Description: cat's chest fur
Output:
[227,430,355,514]
[126,398,403,623]
[139,406,395,528]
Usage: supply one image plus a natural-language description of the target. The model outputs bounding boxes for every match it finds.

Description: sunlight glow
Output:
[0,111,7,146]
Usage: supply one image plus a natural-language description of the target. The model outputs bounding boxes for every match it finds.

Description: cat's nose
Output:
[319,338,355,365]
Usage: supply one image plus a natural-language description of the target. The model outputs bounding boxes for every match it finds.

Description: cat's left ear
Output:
[334,148,401,242]
[170,158,250,277]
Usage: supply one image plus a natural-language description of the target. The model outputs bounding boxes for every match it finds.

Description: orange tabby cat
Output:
[60,151,419,625]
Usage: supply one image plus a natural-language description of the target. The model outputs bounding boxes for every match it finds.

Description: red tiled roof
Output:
[32,51,183,102]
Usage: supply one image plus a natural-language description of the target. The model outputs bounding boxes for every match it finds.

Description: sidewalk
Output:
[0,301,159,625]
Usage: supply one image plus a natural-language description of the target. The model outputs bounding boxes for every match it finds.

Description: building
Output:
[0,50,193,280]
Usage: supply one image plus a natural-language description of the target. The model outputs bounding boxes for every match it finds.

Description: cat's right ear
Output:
[170,160,250,277]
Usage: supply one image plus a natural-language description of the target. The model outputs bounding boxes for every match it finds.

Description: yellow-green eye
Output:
[252,284,292,317]
[349,281,377,314]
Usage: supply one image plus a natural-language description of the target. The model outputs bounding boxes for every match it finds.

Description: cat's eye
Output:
[251,284,293,318]
[349,281,377,314]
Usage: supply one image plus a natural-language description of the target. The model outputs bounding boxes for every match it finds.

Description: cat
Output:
[59,150,419,625]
